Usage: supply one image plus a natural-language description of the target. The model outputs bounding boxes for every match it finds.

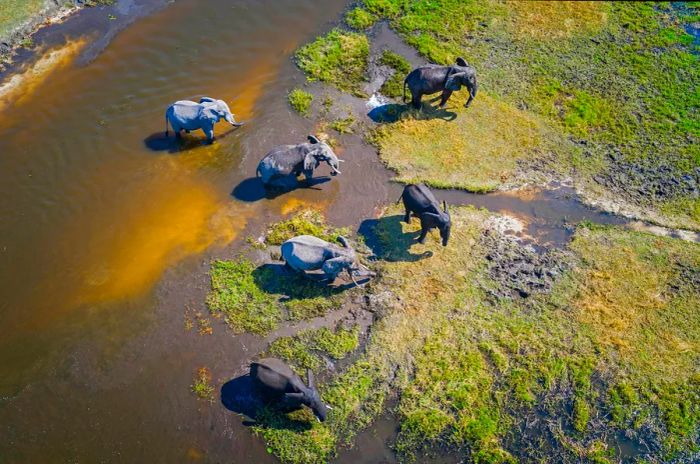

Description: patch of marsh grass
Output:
[265,209,350,246]
[378,50,412,99]
[345,7,377,30]
[268,325,360,371]
[295,29,369,94]
[288,88,313,117]
[373,92,572,191]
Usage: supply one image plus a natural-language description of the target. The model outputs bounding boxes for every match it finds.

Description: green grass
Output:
[349,0,700,228]
[295,29,369,94]
[255,207,700,463]
[288,88,313,117]
[345,7,377,30]
[378,50,412,99]
[268,325,360,371]
[373,91,571,191]
[265,209,350,246]
[329,115,356,134]
[191,367,215,402]
[0,0,45,39]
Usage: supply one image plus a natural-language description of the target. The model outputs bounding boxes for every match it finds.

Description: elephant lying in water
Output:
[399,183,452,246]
[256,135,342,188]
[281,235,373,286]
[165,97,243,143]
[250,358,330,422]
[403,57,478,110]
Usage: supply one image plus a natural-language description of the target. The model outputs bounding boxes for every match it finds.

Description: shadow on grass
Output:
[368,101,456,123]
[252,263,355,301]
[221,374,313,431]
[359,215,433,263]
[231,176,331,202]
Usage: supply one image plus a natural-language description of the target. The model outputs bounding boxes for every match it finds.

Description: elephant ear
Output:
[455,57,468,67]
[307,135,321,144]
[202,106,220,123]
[420,212,441,226]
[199,97,216,104]
[445,71,465,92]
[303,152,317,171]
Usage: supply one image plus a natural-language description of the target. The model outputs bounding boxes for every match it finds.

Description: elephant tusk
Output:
[326,404,333,410]
[338,159,345,163]
[350,272,361,287]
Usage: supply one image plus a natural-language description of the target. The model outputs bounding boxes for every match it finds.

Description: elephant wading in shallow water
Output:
[256,135,342,188]
[281,235,373,286]
[250,358,330,422]
[165,97,243,143]
[403,57,477,110]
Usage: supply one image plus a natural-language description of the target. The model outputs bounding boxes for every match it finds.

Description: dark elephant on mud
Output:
[403,57,478,109]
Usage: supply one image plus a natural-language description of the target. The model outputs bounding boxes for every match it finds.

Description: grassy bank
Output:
[331,1,699,228]
[232,208,699,463]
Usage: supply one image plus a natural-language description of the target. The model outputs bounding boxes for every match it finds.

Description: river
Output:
[0,0,664,462]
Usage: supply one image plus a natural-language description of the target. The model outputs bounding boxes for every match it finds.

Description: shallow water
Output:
[0,2,680,462]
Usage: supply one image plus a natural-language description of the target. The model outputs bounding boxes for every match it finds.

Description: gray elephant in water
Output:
[403,57,477,109]
[281,235,372,286]
[256,135,342,188]
[250,358,330,422]
[165,97,243,143]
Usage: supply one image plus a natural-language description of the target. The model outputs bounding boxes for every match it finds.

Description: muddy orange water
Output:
[0,1,633,462]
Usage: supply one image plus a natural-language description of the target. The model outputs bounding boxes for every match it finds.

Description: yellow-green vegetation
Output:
[268,325,360,370]
[329,115,355,134]
[207,211,353,334]
[295,29,369,94]
[345,7,377,30]
[288,88,313,117]
[351,0,700,228]
[0,0,45,39]
[191,367,215,402]
[373,92,570,191]
[254,207,700,463]
[265,209,349,246]
[378,50,412,99]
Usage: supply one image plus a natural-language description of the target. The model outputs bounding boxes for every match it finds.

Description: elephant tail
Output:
[256,165,261,178]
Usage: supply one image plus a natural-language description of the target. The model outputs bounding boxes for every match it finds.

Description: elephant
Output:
[165,97,243,143]
[403,57,477,110]
[281,235,373,286]
[256,135,342,188]
[399,183,452,246]
[250,358,330,422]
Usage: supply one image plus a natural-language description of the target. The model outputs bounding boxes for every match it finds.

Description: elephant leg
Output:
[411,92,422,110]
[185,129,191,133]
[417,226,429,244]
[204,127,215,144]
[404,210,411,224]
[439,90,453,108]
[303,169,314,183]
[465,89,475,108]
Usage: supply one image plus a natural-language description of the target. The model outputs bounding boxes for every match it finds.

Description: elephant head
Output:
[285,369,329,422]
[199,97,243,126]
[304,135,342,176]
[445,58,478,107]
[421,201,452,246]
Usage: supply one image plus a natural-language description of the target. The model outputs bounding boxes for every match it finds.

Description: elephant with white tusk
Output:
[281,235,373,287]
[256,135,343,188]
[250,358,330,422]
[403,57,477,110]
[165,97,244,143]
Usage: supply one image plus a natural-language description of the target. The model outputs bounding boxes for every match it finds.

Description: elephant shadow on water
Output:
[367,101,456,124]
[230,176,331,202]
[143,127,240,154]
[359,215,434,263]
[220,375,313,431]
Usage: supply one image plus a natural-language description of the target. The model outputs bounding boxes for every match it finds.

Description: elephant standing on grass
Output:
[403,57,478,110]
[165,97,243,143]
[281,235,373,286]
[399,183,452,246]
[250,358,330,422]
[256,135,342,188]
